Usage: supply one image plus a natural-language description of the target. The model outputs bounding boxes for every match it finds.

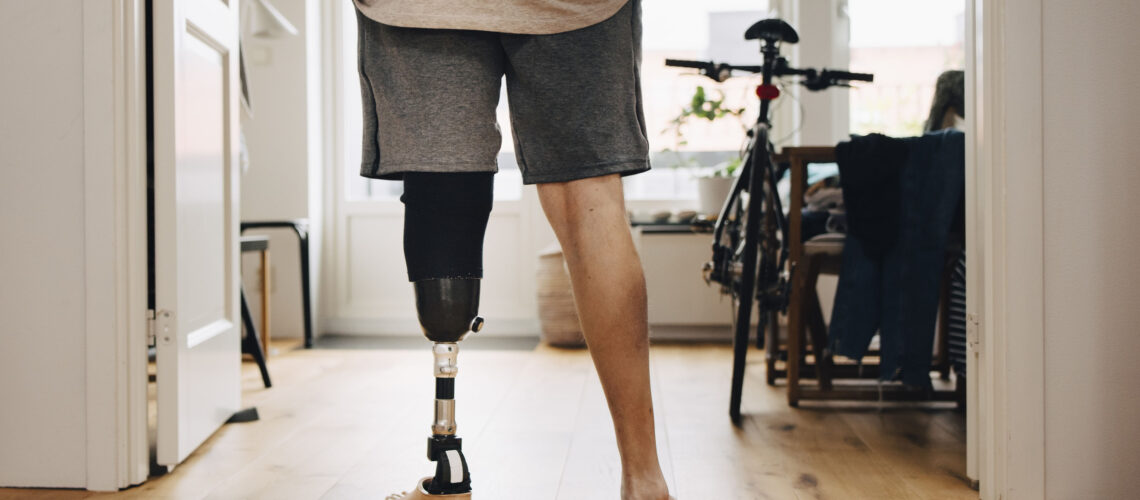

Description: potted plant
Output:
[663,85,746,215]
[698,156,742,215]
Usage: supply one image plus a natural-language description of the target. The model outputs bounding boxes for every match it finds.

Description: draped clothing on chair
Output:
[828,130,965,389]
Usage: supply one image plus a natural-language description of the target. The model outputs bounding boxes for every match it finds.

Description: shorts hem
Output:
[360,162,499,180]
[522,159,650,185]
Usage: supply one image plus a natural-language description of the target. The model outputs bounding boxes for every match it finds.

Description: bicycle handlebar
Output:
[815,69,874,83]
[662,59,710,70]
[665,58,873,90]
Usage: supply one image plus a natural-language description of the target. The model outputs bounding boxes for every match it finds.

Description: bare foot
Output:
[621,475,670,500]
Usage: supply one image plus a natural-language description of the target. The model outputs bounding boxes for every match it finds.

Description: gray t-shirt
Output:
[353,0,628,35]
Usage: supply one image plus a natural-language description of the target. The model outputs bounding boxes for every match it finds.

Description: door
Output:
[152,0,242,466]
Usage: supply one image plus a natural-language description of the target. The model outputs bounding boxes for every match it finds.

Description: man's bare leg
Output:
[536,174,669,500]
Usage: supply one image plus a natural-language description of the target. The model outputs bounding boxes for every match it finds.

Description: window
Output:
[630,0,772,200]
[848,0,966,137]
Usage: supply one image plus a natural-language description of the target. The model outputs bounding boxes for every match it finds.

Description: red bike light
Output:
[756,84,780,100]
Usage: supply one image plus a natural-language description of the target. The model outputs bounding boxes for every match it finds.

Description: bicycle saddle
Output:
[744,18,799,44]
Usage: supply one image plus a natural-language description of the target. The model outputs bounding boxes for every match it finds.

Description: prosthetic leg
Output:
[417,279,480,496]
[391,172,494,500]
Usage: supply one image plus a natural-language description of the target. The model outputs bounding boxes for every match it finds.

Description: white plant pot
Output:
[697,176,735,216]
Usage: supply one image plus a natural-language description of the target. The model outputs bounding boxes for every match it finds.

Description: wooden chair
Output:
[778,147,958,406]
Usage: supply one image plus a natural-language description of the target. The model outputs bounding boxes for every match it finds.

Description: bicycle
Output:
[666,19,872,424]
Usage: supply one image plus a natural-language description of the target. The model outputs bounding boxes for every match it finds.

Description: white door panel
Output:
[153,0,241,466]
[178,34,229,339]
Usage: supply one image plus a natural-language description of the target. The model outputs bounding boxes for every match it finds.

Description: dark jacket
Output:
[834,133,909,260]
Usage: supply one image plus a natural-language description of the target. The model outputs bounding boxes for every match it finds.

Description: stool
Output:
[241,219,313,348]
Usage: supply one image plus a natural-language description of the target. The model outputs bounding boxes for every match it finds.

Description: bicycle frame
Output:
[708,40,790,300]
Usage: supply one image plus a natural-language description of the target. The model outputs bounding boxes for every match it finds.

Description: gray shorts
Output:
[355,0,650,184]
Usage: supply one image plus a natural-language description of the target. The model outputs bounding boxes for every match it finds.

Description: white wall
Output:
[240,0,323,342]
[1041,2,1140,497]
[0,2,90,488]
[794,0,851,147]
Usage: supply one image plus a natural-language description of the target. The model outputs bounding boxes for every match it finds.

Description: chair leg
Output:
[293,224,314,349]
[937,254,954,381]
[240,289,272,388]
[786,265,806,408]
[806,286,833,391]
[764,314,779,385]
[799,255,831,390]
[258,248,270,357]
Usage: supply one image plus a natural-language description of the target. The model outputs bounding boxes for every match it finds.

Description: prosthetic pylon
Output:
[415,278,483,496]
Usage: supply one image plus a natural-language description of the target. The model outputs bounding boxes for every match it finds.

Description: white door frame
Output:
[81,0,150,490]
[968,0,1047,497]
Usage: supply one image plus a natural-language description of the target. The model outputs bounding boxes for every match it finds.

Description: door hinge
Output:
[149,309,175,347]
[966,312,981,353]
[147,309,157,347]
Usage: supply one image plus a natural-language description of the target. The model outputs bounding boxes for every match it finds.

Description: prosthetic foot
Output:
[400,278,483,499]
[385,477,471,500]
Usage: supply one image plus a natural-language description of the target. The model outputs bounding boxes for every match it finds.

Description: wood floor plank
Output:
[839,410,973,499]
[654,345,800,499]
[468,346,589,498]
[555,365,627,500]
[0,341,977,500]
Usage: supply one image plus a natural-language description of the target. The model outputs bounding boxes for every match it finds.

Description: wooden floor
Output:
[1,341,976,499]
